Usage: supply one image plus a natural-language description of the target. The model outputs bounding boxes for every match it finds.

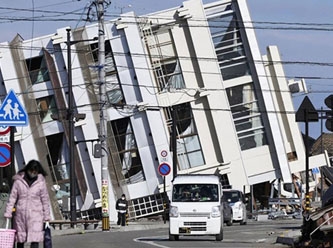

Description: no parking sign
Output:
[158,162,171,176]
[0,143,11,167]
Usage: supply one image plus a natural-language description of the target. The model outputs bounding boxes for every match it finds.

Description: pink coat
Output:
[4,172,51,243]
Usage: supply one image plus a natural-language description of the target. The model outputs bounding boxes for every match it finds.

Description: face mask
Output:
[27,171,38,179]
[121,197,125,200]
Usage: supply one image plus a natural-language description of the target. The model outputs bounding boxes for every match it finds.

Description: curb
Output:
[51,221,168,236]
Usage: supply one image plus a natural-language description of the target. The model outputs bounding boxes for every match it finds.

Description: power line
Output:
[0,42,332,70]
[0,58,332,101]
[0,4,331,106]
[0,7,332,33]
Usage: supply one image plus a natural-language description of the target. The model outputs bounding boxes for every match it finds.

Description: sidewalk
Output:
[51,217,168,236]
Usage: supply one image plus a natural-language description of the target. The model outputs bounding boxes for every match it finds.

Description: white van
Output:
[169,174,224,241]
[222,189,247,225]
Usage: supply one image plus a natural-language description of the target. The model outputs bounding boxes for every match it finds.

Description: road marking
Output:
[134,236,170,248]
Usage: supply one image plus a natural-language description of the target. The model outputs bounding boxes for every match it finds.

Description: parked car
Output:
[222,195,233,226]
[223,189,247,225]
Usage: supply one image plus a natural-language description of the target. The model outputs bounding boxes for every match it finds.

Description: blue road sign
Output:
[0,89,28,126]
[158,162,171,176]
[312,167,320,174]
[0,143,11,167]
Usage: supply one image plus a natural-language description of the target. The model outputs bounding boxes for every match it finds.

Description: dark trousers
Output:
[117,212,126,226]
[17,242,39,248]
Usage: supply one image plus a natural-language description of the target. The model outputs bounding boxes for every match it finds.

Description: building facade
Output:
[0,0,328,221]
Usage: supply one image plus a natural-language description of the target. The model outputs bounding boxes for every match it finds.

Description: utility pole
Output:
[97,0,109,231]
[67,28,76,226]
[53,28,93,227]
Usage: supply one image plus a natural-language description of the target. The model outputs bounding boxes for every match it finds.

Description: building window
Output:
[90,41,124,106]
[143,27,185,92]
[26,56,50,84]
[37,95,58,123]
[90,40,116,75]
[165,103,205,170]
[226,83,267,150]
[111,118,145,184]
[46,133,70,201]
[208,11,250,80]
[106,75,123,106]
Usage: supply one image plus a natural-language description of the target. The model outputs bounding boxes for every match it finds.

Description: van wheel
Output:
[240,220,247,225]
[216,228,223,241]
[169,234,179,241]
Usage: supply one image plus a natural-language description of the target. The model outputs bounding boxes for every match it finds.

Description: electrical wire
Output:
[0,2,330,128]
[0,5,332,33]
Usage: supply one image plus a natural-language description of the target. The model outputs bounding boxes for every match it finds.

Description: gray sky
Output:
[0,0,332,138]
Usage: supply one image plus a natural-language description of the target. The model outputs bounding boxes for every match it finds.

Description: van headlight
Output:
[169,206,179,217]
[211,206,221,218]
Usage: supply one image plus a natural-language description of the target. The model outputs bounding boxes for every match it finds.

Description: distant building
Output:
[311,133,333,159]
[0,0,328,220]
[310,133,333,198]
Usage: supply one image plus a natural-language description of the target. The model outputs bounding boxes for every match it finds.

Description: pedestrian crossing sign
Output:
[0,89,28,126]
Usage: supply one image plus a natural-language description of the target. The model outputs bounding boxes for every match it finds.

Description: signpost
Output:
[296,96,319,214]
[158,162,171,224]
[296,96,319,241]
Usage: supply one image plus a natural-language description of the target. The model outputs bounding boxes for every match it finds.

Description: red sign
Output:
[0,126,10,135]
[160,150,168,158]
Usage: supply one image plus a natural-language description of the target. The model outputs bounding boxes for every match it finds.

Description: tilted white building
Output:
[0,0,328,221]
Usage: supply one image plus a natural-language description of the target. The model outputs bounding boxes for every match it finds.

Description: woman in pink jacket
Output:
[4,160,51,248]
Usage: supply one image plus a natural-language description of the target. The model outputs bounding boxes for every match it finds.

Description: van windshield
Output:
[223,191,241,203]
[172,184,219,202]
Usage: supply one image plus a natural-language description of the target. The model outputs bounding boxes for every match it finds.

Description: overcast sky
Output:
[0,0,332,138]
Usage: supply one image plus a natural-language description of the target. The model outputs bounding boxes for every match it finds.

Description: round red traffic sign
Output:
[0,126,10,135]
[160,150,168,158]
[0,143,11,167]
[158,162,171,176]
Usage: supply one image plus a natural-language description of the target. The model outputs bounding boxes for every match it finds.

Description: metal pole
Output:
[305,109,310,213]
[302,109,311,240]
[67,28,76,226]
[9,127,15,188]
[97,0,109,231]
[163,176,166,224]
[171,106,177,179]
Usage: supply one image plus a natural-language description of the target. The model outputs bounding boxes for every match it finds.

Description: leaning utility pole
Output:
[97,0,109,231]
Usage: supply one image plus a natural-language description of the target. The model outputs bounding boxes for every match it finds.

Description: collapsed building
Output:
[0,0,328,221]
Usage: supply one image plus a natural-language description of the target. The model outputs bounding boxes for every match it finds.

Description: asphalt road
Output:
[51,218,302,248]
